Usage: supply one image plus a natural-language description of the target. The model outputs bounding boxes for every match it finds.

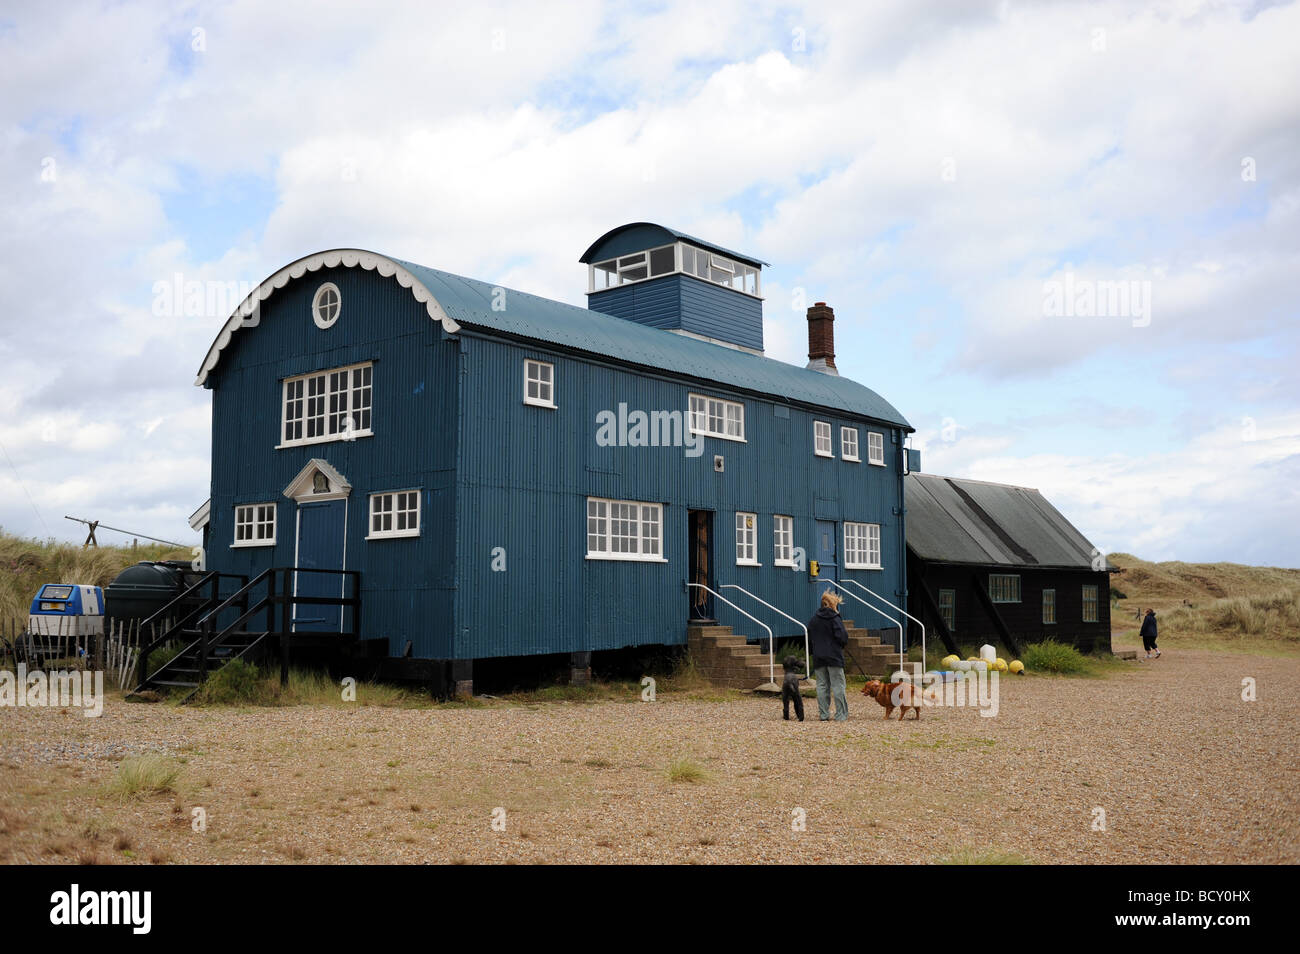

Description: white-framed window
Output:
[524,359,555,408]
[281,362,373,447]
[312,282,341,329]
[586,497,663,561]
[689,393,745,441]
[589,242,761,297]
[868,431,885,466]
[1082,585,1099,623]
[735,511,758,566]
[773,515,794,567]
[368,490,420,539]
[938,589,956,631]
[844,522,881,569]
[814,421,833,457]
[233,503,276,547]
[989,574,1021,603]
[841,427,860,462]
[1043,588,1057,624]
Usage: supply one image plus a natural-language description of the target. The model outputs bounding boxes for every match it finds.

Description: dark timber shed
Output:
[905,472,1113,656]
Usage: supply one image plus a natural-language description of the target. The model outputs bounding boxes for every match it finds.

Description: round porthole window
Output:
[312,282,341,329]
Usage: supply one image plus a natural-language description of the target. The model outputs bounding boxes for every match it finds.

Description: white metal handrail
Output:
[840,579,927,674]
[687,582,776,684]
[720,584,810,680]
[820,580,905,674]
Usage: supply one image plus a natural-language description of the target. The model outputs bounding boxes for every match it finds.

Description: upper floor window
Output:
[589,242,761,298]
[586,497,663,562]
[735,512,758,566]
[814,421,833,457]
[312,282,341,329]
[841,427,860,462]
[868,431,885,466]
[773,515,794,567]
[990,574,1021,603]
[368,490,420,539]
[1082,585,1099,623]
[233,503,276,547]
[689,393,744,441]
[281,362,373,448]
[524,359,555,408]
[844,522,881,569]
[1043,588,1057,624]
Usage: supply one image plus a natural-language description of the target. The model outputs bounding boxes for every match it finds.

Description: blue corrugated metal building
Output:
[192,224,913,690]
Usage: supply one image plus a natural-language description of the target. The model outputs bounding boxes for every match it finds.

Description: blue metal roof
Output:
[395,258,909,428]
[578,222,770,268]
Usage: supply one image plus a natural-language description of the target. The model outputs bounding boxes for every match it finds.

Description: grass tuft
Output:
[111,754,182,798]
[665,757,707,784]
[936,847,1035,865]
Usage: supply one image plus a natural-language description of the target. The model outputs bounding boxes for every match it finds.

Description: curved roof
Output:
[578,222,769,268]
[195,248,909,429]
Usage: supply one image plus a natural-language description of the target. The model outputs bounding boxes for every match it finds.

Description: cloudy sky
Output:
[1,0,1297,565]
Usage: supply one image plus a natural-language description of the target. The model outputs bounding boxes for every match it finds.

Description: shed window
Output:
[368,490,420,539]
[282,362,372,447]
[989,574,1021,603]
[868,431,885,466]
[689,393,744,441]
[233,503,276,547]
[814,421,833,457]
[841,427,860,462]
[1082,585,1099,622]
[524,359,555,408]
[938,589,956,631]
[586,498,663,561]
[735,512,758,566]
[1043,588,1057,624]
[844,522,881,569]
[312,282,341,329]
[773,515,794,567]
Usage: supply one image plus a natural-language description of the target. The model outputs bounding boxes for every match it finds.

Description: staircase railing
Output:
[686,582,775,685]
[820,580,905,674]
[840,579,927,674]
[133,571,247,687]
[720,584,809,680]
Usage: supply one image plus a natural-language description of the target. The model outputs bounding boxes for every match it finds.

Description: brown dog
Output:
[862,679,921,720]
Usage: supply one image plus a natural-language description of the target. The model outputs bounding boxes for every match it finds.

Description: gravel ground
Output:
[0,649,1295,864]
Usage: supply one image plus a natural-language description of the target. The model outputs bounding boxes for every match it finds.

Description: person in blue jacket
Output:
[1140,608,1160,658]
[807,590,850,721]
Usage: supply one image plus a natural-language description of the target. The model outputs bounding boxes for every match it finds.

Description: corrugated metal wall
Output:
[205,265,459,659]
[452,330,906,659]
[589,274,764,351]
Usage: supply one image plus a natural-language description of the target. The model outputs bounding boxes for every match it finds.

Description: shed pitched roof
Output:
[195,249,910,429]
[905,472,1103,569]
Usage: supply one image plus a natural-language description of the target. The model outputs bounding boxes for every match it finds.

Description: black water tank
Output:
[104,561,201,629]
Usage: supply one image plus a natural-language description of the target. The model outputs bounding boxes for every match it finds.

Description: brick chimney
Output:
[805,302,838,375]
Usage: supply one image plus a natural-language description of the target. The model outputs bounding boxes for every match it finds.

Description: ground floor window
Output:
[1043,588,1057,624]
[773,515,794,566]
[735,511,758,565]
[1082,584,1099,622]
[233,503,276,546]
[938,588,955,631]
[844,522,881,569]
[369,490,420,539]
[587,497,663,561]
[989,574,1021,603]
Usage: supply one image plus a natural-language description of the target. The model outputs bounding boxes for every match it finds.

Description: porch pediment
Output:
[283,458,352,502]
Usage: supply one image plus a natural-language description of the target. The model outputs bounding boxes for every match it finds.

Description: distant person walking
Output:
[1140,609,1160,658]
[808,590,850,721]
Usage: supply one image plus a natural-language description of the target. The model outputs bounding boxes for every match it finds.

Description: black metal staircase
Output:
[129,566,360,704]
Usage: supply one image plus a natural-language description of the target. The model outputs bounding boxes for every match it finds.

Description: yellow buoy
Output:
[1009,660,1025,674]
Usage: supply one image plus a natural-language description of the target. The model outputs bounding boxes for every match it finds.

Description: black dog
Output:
[781,656,805,721]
